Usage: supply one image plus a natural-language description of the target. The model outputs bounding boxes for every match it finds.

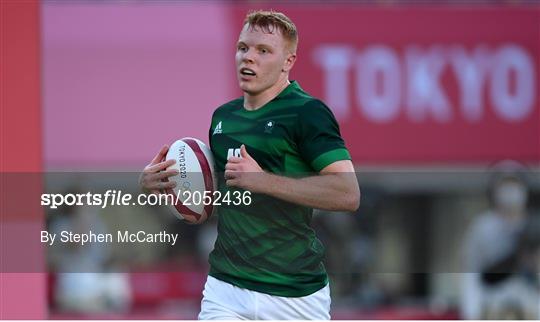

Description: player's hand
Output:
[225,145,266,192]
[139,144,179,195]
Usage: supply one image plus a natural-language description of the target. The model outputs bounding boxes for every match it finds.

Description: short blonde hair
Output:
[244,10,298,53]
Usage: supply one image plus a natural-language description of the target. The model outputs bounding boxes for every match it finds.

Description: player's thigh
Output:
[198,276,252,320]
[198,300,242,320]
[256,283,331,320]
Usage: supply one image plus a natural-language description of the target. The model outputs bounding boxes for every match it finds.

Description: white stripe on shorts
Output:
[198,275,331,320]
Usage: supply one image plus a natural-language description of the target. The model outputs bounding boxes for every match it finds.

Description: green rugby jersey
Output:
[207,81,351,297]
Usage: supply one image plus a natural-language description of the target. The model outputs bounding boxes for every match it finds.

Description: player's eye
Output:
[238,45,248,52]
[260,48,268,54]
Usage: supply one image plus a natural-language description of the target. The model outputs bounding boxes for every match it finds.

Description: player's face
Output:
[236,24,293,95]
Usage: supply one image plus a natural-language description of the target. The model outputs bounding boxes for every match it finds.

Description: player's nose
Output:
[241,50,255,63]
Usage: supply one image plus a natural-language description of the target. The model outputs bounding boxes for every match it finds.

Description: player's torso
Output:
[209,100,312,175]
[206,86,328,297]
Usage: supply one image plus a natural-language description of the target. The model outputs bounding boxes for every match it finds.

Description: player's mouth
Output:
[239,68,256,80]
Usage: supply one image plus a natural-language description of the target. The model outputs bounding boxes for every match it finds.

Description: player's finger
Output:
[154,169,180,180]
[224,170,238,180]
[150,144,169,165]
[146,159,176,173]
[142,172,166,187]
[225,163,239,171]
[227,156,242,163]
[226,179,238,187]
[149,180,176,190]
[161,181,177,189]
[240,144,253,160]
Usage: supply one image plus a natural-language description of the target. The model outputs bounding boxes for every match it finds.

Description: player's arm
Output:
[225,145,360,212]
[260,159,360,212]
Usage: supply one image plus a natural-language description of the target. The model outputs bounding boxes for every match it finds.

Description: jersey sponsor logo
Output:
[213,121,222,135]
[264,120,275,134]
[227,148,241,160]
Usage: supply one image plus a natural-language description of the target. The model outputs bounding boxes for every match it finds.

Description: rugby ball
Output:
[163,138,216,224]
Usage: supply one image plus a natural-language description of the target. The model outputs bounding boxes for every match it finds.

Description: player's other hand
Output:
[139,144,179,195]
[225,145,265,192]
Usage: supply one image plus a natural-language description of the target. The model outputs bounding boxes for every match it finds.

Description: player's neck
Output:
[244,79,290,111]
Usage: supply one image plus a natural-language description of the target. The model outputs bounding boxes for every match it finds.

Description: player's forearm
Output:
[259,172,360,212]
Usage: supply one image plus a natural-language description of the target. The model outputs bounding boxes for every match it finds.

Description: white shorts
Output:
[198,276,331,320]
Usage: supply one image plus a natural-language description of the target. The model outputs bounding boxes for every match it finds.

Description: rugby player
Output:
[140,10,360,320]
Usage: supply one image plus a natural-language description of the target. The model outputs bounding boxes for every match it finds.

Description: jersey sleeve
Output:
[297,100,352,172]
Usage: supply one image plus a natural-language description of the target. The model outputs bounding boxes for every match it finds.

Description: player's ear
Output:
[282,53,297,73]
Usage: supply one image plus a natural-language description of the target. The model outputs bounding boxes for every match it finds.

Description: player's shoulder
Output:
[286,84,331,111]
[301,97,330,110]
[282,87,329,115]
[296,96,336,120]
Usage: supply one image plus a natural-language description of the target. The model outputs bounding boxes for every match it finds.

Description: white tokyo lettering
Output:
[314,44,536,123]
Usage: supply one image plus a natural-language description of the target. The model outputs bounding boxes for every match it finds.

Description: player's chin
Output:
[239,82,257,94]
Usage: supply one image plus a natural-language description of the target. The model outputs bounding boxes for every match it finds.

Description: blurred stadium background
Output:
[1,0,539,319]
